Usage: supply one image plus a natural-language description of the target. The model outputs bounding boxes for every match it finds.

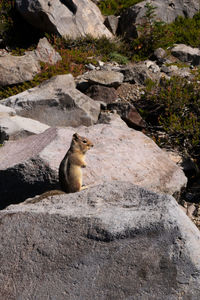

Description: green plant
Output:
[109,51,129,64]
[167,13,200,48]
[98,0,143,16]
[138,76,200,158]
[131,2,174,60]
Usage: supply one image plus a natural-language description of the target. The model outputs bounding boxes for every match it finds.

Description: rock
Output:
[107,102,146,128]
[0,105,16,142]
[119,0,200,38]
[0,53,41,86]
[171,44,200,66]
[1,74,100,127]
[161,64,192,79]
[15,0,112,39]
[0,115,187,207]
[83,70,124,87]
[85,63,96,70]
[121,61,161,84]
[153,48,167,65]
[0,114,49,143]
[104,15,119,35]
[0,104,16,116]
[28,37,62,65]
[85,85,118,104]
[0,182,200,299]
[0,38,61,86]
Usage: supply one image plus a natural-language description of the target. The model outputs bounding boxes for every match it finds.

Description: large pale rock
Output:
[119,0,200,38]
[0,182,200,299]
[171,44,200,66]
[0,115,187,207]
[15,0,112,39]
[0,37,61,86]
[0,53,40,86]
[82,70,124,87]
[1,74,100,127]
[0,114,49,143]
[0,104,16,116]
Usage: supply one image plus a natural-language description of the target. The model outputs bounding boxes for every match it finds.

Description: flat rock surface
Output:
[0,182,199,299]
[83,70,124,87]
[0,114,49,143]
[0,115,187,207]
[1,74,100,127]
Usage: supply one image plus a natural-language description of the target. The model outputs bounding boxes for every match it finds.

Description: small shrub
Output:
[167,13,200,48]
[109,51,129,64]
[98,0,143,16]
[139,76,200,158]
[131,3,174,60]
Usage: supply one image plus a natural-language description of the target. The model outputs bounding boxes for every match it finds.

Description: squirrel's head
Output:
[72,133,93,153]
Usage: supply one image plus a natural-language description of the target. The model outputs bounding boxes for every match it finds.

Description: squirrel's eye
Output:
[83,140,87,144]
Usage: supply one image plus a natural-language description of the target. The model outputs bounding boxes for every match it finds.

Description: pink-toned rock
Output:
[0,115,187,208]
[85,85,118,104]
[107,102,146,128]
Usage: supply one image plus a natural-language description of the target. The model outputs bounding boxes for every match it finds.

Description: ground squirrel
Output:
[59,132,93,193]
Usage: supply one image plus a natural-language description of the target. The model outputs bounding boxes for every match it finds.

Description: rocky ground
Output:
[0,0,200,298]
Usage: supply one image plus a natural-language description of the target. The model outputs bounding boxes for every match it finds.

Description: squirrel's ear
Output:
[73,133,79,140]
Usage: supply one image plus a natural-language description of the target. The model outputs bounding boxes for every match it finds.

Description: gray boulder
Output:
[121,61,161,84]
[82,70,124,87]
[1,74,100,127]
[0,114,49,143]
[0,115,187,207]
[0,53,41,86]
[161,64,192,79]
[119,0,200,38]
[15,0,112,39]
[0,182,200,299]
[171,44,200,66]
[0,37,61,86]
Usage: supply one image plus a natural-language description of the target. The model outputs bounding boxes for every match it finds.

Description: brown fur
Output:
[59,133,93,193]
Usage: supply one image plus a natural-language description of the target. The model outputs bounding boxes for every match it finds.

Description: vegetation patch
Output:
[98,0,143,16]
[137,77,200,160]
[0,34,130,99]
